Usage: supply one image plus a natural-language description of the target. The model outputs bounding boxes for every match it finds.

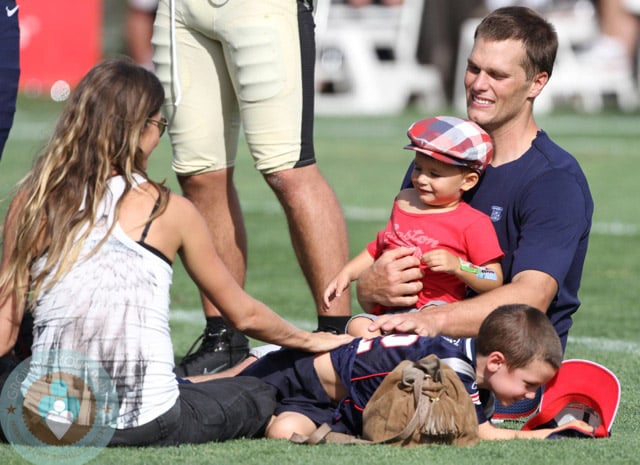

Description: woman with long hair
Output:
[0,58,351,446]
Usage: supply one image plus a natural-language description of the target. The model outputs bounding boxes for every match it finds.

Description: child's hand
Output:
[552,419,595,436]
[322,275,350,311]
[421,249,459,274]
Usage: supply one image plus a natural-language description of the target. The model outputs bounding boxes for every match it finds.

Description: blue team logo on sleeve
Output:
[490,206,503,222]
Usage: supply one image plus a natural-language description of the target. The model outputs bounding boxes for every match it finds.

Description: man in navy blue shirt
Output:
[356,7,594,418]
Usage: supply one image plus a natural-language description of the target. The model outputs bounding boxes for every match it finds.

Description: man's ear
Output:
[528,71,549,99]
[460,171,480,192]
[485,351,507,373]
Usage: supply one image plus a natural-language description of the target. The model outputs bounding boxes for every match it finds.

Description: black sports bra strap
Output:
[139,195,162,243]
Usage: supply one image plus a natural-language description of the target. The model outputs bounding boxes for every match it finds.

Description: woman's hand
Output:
[303,332,354,353]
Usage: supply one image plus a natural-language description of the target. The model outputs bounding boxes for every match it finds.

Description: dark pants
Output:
[109,377,276,446]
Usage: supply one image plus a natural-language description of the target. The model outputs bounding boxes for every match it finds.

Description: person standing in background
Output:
[0,0,20,160]
[0,0,22,384]
[125,0,159,71]
[152,0,351,377]
[579,0,639,79]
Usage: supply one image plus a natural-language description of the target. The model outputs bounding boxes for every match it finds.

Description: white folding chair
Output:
[314,0,445,115]
[542,4,638,113]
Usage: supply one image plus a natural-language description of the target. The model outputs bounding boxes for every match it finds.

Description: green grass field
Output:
[1,95,639,465]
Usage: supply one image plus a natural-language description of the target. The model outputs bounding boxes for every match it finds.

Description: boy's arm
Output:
[478,419,594,440]
[323,249,374,310]
[421,250,503,293]
[454,259,503,294]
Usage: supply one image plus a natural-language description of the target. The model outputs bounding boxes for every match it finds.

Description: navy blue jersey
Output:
[330,334,492,434]
[464,131,593,350]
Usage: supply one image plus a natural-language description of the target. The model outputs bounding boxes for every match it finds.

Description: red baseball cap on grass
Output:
[404,116,493,173]
[522,359,621,438]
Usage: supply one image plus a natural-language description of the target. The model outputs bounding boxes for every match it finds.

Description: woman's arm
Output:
[173,195,352,352]
[0,195,27,356]
[0,293,22,357]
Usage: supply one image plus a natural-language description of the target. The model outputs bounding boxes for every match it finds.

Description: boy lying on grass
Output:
[193,305,594,440]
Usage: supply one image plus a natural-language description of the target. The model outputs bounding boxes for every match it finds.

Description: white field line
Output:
[169,309,205,324]
[590,222,639,236]
[569,336,640,355]
[170,309,639,354]
[12,120,635,236]
[242,201,638,236]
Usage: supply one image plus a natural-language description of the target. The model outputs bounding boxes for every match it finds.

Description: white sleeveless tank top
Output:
[27,175,178,429]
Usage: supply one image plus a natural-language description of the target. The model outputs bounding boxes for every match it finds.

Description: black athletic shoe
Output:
[174,326,250,377]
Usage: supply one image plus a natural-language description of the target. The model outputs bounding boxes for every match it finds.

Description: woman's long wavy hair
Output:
[1,57,169,308]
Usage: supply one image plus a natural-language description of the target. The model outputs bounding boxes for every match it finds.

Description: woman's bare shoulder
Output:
[164,191,203,225]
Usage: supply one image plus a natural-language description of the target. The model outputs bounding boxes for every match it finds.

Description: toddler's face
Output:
[410,154,476,209]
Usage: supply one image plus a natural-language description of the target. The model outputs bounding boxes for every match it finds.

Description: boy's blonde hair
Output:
[476,304,563,370]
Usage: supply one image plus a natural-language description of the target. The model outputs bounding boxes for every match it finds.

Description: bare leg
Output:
[346,316,382,338]
[598,0,640,60]
[265,411,318,439]
[178,168,247,318]
[125,7,156,70]
[174,169,250,376]
[264,165,351,317]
